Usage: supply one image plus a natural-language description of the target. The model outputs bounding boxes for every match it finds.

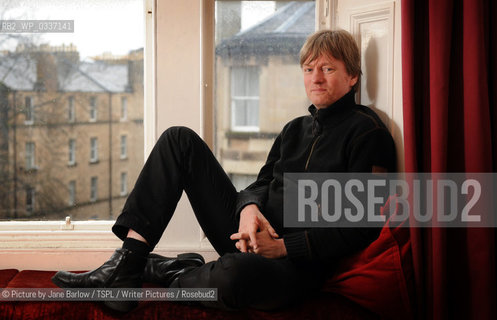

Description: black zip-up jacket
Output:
[235,90,397,267]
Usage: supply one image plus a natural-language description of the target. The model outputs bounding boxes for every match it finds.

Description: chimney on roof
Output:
[34,51,58,92]
[55,44,80,64]
[55,44,80,79]
[126,49,143,92]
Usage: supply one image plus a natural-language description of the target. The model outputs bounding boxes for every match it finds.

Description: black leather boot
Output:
[143,252,205,287]
[51,248,147,313]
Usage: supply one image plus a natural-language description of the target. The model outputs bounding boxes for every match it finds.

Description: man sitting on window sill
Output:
[52,29,396,313]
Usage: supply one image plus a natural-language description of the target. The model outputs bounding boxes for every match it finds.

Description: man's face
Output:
[302,54,358,109]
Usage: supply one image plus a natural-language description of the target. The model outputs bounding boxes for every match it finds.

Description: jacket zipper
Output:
[304,135,320,171]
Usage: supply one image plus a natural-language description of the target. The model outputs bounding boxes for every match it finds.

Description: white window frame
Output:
[68,96,75,123]
[25,142,36,170]
[121,96,128,121]
[90,176,98,202]
[89,96,97,122]
[68,139,76,165]
[0,0,332,271]
[90,137,98,163]
[120,135,128,159]
[24,96,34,124]
[120,172,128,196]
[230,66,260,132]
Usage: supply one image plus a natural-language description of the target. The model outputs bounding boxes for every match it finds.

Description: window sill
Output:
[24,167,39,173]
[0,220,218,270]
[0,219,216,250]
[0,220,119,249]
[225,131,279,140]
[230,126,260,133]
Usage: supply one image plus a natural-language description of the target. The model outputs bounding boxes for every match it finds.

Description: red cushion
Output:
[0,269,18,287]
[322,196,414,320]
[0,269,19,320]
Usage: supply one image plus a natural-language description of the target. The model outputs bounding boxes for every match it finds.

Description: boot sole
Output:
[148,252,205,265]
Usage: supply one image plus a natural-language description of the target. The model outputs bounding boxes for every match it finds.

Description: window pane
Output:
[90,176,98,202]
[232,100,246,127]
[68,96,75,122]
[121,97,128,120]
[68,139,76,165]
[25,97,33,123]
[215,1,315,188]
[230,173,257,191]
[0,0,144,220]
[231,66,259,97]
[89,97,97,121]
[120,172,128,196]
[121,135,127,159]
[90,137,98,162]
[25,142,35,169]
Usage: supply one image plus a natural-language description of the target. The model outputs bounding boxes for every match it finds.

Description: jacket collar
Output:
[308,90,356,135]
[308,90,356,119]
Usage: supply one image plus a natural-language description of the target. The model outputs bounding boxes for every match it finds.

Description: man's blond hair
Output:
[300,29,362,91]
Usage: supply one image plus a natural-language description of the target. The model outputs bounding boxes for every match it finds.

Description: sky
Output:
[240,1,275,30]
[0,0,144,59]
[0,0,276,59]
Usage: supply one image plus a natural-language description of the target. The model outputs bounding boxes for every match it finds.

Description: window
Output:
[89,97,97,122]
[230,174,257,191]
[25,142,36,170]
[25,96,34,124]
[0,0,330,270]
[121,97,128,121]
[230,66,260,131]
[26,186,35,214]
[90,177,98,202]
[215,1,315,185]
[90,137,98,163]
[68,96,75,122]
[120,172,128,196]
[120,135,128,159]
[0,0,144,222]
[68,139,76,165]
[68,180,76,206]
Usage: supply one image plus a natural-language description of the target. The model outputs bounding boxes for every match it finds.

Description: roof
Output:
[0,52,130,93]
[0,53,37,91]
[60,60,129,93]
[216,2,315,59]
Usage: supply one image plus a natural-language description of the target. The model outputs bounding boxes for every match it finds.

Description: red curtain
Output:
[402,0,497,319]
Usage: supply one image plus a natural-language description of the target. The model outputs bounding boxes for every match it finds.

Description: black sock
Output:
[122,237,151,257]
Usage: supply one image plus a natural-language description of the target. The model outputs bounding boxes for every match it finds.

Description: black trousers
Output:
[113,127,324,310]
